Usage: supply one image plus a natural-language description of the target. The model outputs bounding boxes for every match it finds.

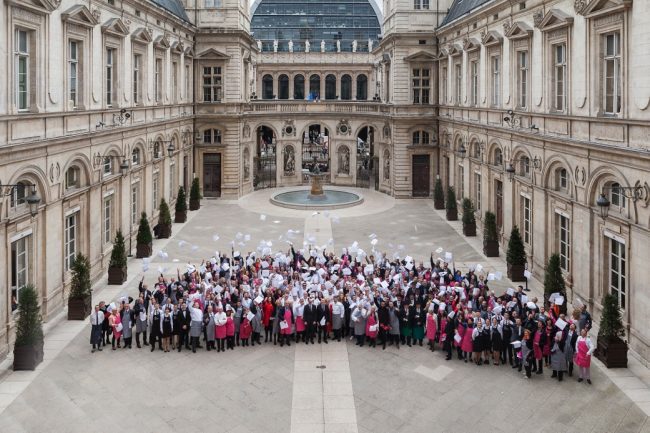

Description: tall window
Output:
[491,56,500,106]
[341,74,352,100]
[278,74,289,99]
[64,212,78,271]
[103,157,112,175]
[609,237,626,309]
[172,61,178,102]
[152,173,159,210]
[475,172,482,211]
[294,74,305,99]
[470,60,478,106]
[155,58,162,102]
[65,167,80,190]
[203,66,222,102]
[458,165,464,198]
[69,40,79,108]
[11,236,29,312]
[522,196,531,244]
[356,74,368,100]
[133,54,142,104]
[552,44,566,111]
[441,66,448,103]
[518,51,528,108]
[558,213,570,271]
[15,29,30,111]
[106,48,115,106]
[454,63,462,104]
[412,68,430,104]
[557,168,568,191]
[169,161,176,201]
[325,74,336,99]
[10,182,27,209]
[603,32,622,115]
[185,64,191,100]
[104,197,112,244]
[132,148,141,166]
[131,184,139,225]
[610,182,627,210]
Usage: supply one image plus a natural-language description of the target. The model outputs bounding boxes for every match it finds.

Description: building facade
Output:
[1,0,650,363]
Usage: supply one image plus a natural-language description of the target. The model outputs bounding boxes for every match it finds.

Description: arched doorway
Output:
[356,126,376,188]
[302,124,330,175]
[254,126,276,189]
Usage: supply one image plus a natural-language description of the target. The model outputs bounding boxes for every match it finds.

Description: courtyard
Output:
[0,189,649,433]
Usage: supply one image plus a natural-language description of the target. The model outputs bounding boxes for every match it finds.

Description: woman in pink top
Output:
[365,306,379,347]
[109,307,122,350]
[425,309,437,352]
[461,318,474,362]
[225,308,235,350]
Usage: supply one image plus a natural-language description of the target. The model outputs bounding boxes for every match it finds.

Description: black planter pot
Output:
[483,240,499,257]
[136,243,152,258]
[508,263,526,282]
[14,342,43,371]
[446,208,458,221]
[434,199,445,210]
[596,336,628,368]
[463,222,476,237]
[68,295,92,320]
[107,266,127,285]
[189,199,200,211]
[158,224,172,239]
[175,210,187,223]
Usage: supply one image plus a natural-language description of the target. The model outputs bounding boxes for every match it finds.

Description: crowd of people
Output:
[89,244,596,384]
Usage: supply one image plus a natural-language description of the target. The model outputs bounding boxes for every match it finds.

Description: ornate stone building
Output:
[1,0,650,362]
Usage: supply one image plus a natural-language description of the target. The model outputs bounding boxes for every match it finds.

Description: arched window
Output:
[609,182,627,209]
[293,74,304,99]
[412,130,430,145]
[278,74,289,99]
[309,74,320,99]
[493,148,503,167]
[204,129,222,144]
[132,148,141,166]
[471,142,481,159]
[65,166,80,190]
[153,141,162,159]
[10,181,28,208]
[325,74,336,99]
[341,75,352,100]
[556,168,568,191]
[356,74,368,100]
[103,156,113,175]
[520,156,530,177]
[262,74,274,99]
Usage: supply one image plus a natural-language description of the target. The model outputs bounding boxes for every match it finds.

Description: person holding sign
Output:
[279,300,294,347]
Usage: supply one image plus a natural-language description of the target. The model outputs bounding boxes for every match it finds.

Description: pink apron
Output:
[296,315,305,332]
[225,317,235,337]
[112,313,122,340]
[574,339,591,368]
[281,309,293,335]
[365,314,378,338]
[426,314,437,340]
[533,331,543,360]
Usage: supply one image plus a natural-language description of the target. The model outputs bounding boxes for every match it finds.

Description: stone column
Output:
[320,75,325,101]
[289,74,294,99]
[353,74,358,100]
[273,73,278,99]
[336,74,341,100]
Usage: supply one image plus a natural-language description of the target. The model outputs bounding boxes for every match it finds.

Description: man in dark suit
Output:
[444,313,455,360]
[303,297,318,344]
[317,300,330,344]
[177,301,191,352]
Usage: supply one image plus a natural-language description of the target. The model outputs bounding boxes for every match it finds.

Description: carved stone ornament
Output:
[282,120,296,137]
[336,120,351,136]
[533,10,544,27]
[92,8,101,21]
[574,0,588,15]
[243,123,250,138]
[383,122,391,139]
[503,21,513,34]
[146,27,153,38]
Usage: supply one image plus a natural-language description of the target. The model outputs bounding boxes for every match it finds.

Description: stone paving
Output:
[1,188,650,433]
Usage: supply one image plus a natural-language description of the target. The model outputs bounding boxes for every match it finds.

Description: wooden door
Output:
[203,153,221,197]
[412,155,430,197]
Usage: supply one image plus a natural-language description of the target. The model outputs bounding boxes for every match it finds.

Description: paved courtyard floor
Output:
[1,187,650,433]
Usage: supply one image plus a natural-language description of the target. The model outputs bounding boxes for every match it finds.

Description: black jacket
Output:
[303,304,318,324]
[317,304,330,324]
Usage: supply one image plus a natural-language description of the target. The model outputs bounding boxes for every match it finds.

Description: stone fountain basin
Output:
[270,188,364,210]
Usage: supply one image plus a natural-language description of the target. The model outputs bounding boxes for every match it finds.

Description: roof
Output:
[440,0,494,27]
[149,0,190,22]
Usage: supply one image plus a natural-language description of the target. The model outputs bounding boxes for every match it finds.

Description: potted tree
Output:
[445,187,458,221]
[433,177,445,210]
[506,226,526,282]
[543,253,566,314]
[462,198,476,236]
[596,293,628,368]
[483,211,499,257]
[136,212,153,258]
[158,199,173,239]
[175,186,187,223]
[13,284,44,370]
[189,177,201,211]
[108,230,128,285]
[68,253,92,320]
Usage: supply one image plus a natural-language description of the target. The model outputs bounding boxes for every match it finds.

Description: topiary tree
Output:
[70,253,91,299]
[598,293,625,341]
[14,284,43,347]
[543,253,565,298]
[462,198,475,225]
[159,199,172,226]
[446,187,457,211]
[189,177,201,210]
[109,230,127,269]
[136,212,153,245]
[175,186,187,213]
[483,211,498,242]
[433,177,445,209]
[507,226,526,266]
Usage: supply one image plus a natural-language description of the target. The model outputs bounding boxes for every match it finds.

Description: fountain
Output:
[270,157,363,210]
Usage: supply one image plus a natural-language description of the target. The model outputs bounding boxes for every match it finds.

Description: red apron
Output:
[574,339,591,368]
